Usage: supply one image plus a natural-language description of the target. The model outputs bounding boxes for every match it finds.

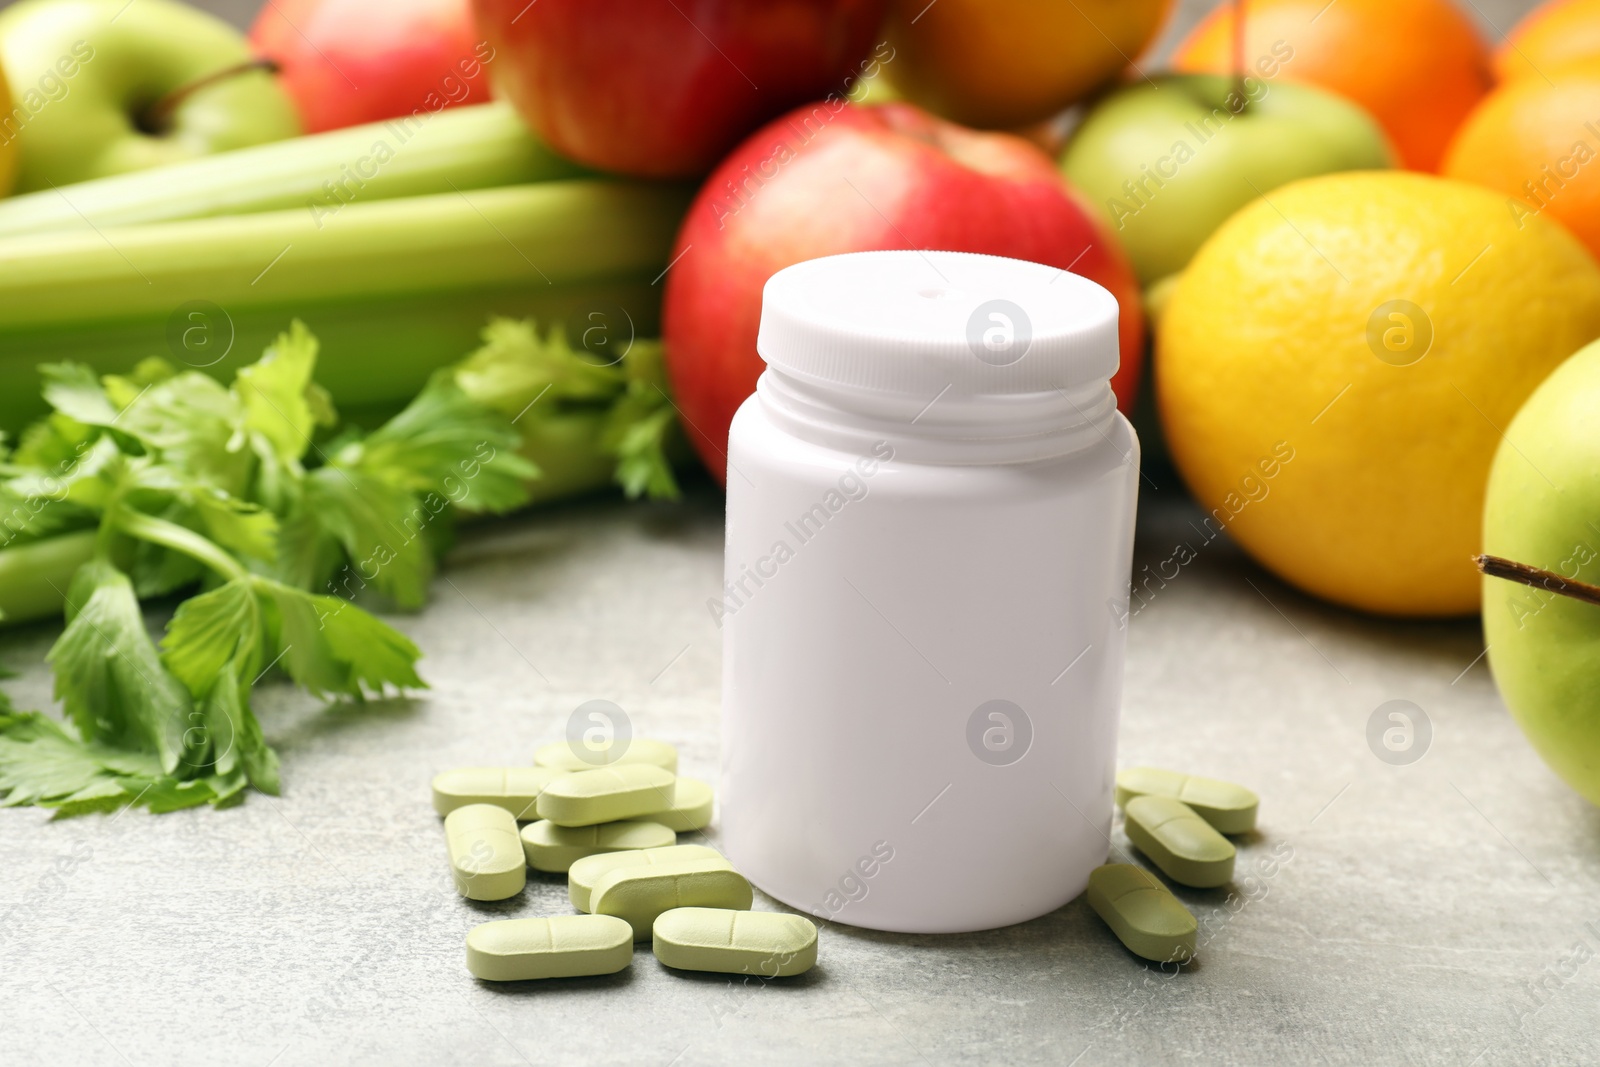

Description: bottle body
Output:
[718,382,1140,933]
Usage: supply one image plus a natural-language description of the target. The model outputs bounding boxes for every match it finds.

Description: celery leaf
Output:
[455,318,624,412]
[47,559,193,774]
[234,320,336,468]
[344,372,536,514]
[39,363,121,427]
[161,578,262,697]
[453,318,682,501]
[259,578,425,699]
[297,466,436,608]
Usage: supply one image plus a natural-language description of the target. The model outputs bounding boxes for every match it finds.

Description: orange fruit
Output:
[1172,0,1492,171]
[1443,61,1600,261]
[1497,0,1600,82]
[882,0,1174,129]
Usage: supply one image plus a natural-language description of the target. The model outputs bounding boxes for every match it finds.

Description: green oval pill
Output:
[1086,863,1197,963]
[444,803,526,901]
[534,737,678,775]
[654,777,714,832]
[569,844,730,913]
[466,915,633,981]
[591,861,753,940]
[653,908,818,977]
[519,819,676,873]
[1123,796,1236,888]
[432,766,555,819]
[1115,766,1259,835]
[536,764,677,827]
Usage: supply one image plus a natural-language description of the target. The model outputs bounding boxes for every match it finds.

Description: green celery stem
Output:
[0,182,686,328]
[115,511,249,583]
[0,531,97,624]
[0,101,588,237]
[0,181,687,431]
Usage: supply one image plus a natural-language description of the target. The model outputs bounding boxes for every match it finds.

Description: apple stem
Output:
[1474,554,1600,608]
[1232,0,1248,114]
[138,57,282,135]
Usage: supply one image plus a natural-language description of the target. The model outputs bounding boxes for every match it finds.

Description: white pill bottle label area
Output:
[719,250,1140,934]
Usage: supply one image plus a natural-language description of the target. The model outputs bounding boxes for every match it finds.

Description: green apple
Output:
[1059,73,1394,288]
[1482,339,1600,806]
[0,0,300,192]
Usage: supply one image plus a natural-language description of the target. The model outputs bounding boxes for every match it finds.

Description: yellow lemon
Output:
[0,66,15,196]
[1158,171,1600,616]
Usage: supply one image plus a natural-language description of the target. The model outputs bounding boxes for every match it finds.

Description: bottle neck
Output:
[756,367,1119,466]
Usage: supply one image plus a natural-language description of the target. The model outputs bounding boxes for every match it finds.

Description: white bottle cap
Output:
[756,250,1120,399]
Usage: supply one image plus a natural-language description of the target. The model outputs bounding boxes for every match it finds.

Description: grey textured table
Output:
[0,0,1567,1061]
[2,482,1597,1067]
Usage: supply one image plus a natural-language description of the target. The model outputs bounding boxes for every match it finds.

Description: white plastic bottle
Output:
[717,250,1140,934]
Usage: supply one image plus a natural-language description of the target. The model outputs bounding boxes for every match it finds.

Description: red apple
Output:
[470,0,890,177]
[662,101,1145,481]
[251,0,491,133]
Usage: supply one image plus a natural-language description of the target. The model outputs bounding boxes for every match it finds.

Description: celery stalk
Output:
[0,280,663,425]
[0,181,687,328]
[0,102,586,238]
[0,531,96,625]
[0,181,689,429]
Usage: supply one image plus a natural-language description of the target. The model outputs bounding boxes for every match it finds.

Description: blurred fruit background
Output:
[1173,0,1493,170]
[2,0,1600,811]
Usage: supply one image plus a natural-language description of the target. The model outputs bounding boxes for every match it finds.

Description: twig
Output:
[140,58,282,134]
[1474,554,1600,608]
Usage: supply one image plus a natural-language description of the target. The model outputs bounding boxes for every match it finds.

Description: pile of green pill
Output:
[430,736,819,982]
[433,743,1258,975]
[1088,766,1262,964]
